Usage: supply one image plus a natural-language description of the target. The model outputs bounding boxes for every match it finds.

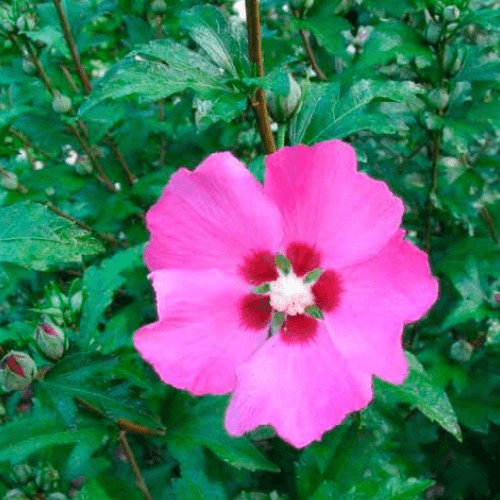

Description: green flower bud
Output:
[51,93,72,114]
[0,171,18,190]
[290,0,315,11]
[0,20,15,33]
[267,74,301,123]
[12,464,33,483]
[450,339,473,363]
[3,489,29,500]
[35,465,59,492]
[0,351,36,392]
[15,17,26,31]
[443,5,460,21]
[74,157,93,175]
[427,88,449,110]
[151,0,167,14]
[47,494,67,500]
[22,57,36,75]
[35,323,65,360]
[425,22,442,44]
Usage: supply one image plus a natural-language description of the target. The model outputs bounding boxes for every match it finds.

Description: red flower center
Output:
[239,242,342,344]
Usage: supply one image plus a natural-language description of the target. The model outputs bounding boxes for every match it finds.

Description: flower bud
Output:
[290,0,315,11]
[427,88,449,111]
[51,93,72,114]
[450,339,473,363]
[35,465,59,492]
[0,171,18,190]
[0,351,36,392]
[151,0,167,14]
[424,22,442,45]
[267,74,301,123]
[0,20,15,33]
[35,323,65,360]
[443,5,460,22]
[22,57,36,75]
[12,464,33,484]
[15,17,27,31]
[74,157,93,175]
[3,489,29,500]
[47,494,67,500]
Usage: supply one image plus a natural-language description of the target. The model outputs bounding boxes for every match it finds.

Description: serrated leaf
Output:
[38,352,164,434]
[180,5,249,77]
[311,477,434,500]
[289,80,423,145]
[166,397,280,473]
[375,352,462,440]
[0,202,104,271]
[0,410,105,464]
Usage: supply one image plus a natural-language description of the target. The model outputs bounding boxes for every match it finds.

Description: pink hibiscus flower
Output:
[134,139,439,448]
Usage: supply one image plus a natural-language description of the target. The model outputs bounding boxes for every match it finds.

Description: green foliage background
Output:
[0,0,500,498]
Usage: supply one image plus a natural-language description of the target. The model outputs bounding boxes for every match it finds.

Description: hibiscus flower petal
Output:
[325,231,439,384]
[133,269,268,395]
[264,140,404,268]
[145,152,284,273]
[225,324,373,448]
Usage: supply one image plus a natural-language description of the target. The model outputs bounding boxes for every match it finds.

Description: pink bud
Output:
[0,351,36,392]
[35,323,65,360]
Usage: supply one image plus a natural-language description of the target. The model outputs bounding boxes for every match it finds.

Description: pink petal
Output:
[133,269,268,395]
[326,231,439,384]
[145,152,284,273]
[225,324,373,448]
[264,140,404,268]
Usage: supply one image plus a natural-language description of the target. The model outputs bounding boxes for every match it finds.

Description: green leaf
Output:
[311,477,434,500]
[441,257,489,329]
[80,244,144,340]
[0,410,105,464]
[80,49,230,115]
[289,80,423,145]
[180,5,249,77]
[166,397,280,473]
[360,22,433,69]
[0,202,104,271]
[294,16,351,57]
[37,352,164,433]
[75,476,144,500]
[375,352,462,440]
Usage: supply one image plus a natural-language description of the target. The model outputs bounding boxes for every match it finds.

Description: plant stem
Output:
[52,0,136,183]
[118,431,154,500]
[11,35,56,95]
[44,202,127,247]
[277,124,287,149]
[10,35,118,193]
[245,0,276,154]
[52,0,92,94]
[60,63,81,94]
[10,128,52,159]
[104,136,137,185]
[424,130,440,253]
[68,122,118,193]
[299,28,327,80]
